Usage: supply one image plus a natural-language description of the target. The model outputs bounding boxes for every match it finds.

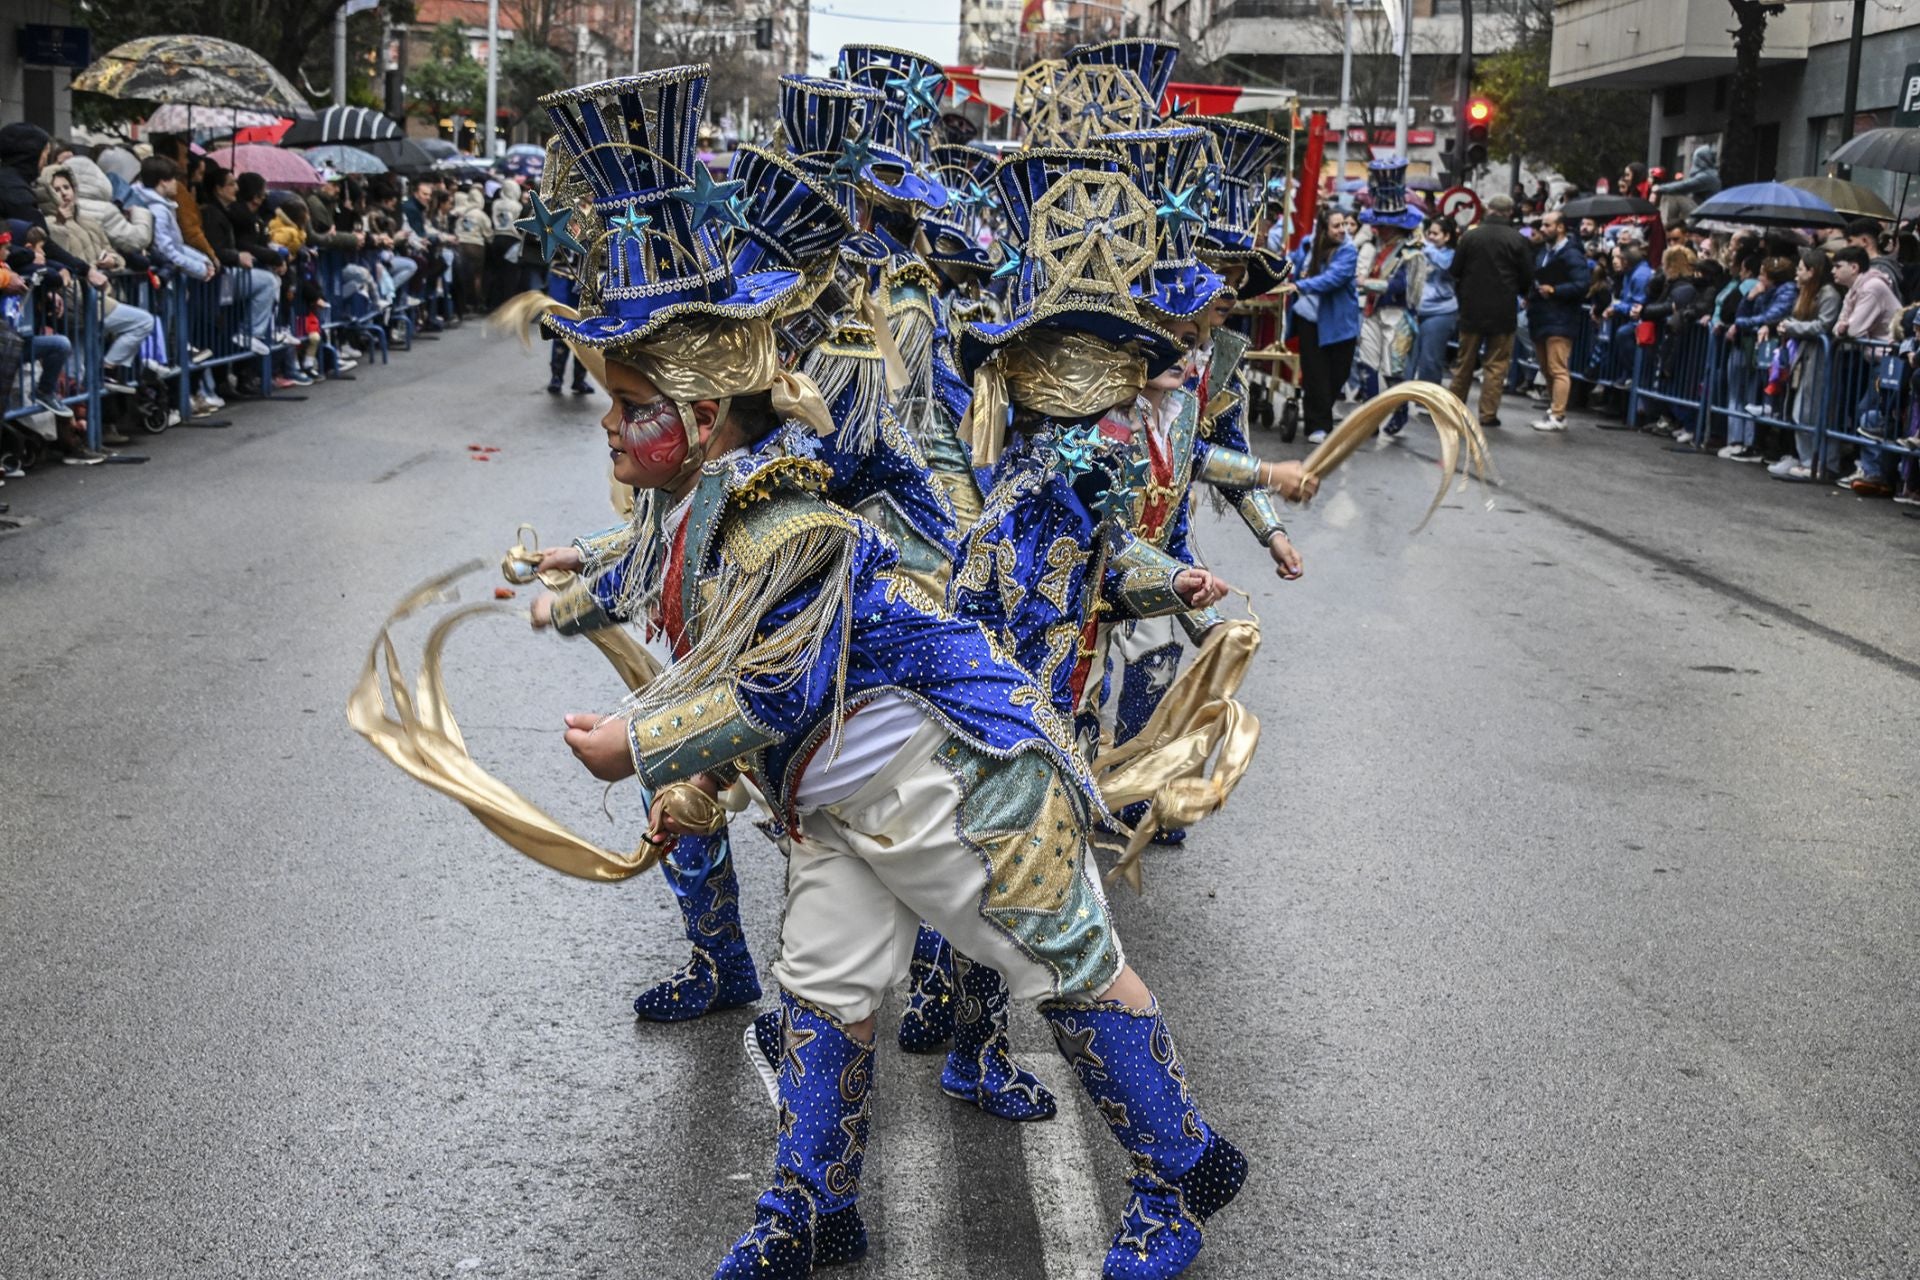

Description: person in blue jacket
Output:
[1718,254,1798,463]
[1602,237,1653,395]
[1524,208,1592,431]
[1288,206,1360,442]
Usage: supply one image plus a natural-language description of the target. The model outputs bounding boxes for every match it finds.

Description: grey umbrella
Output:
[1826,127,1920,221]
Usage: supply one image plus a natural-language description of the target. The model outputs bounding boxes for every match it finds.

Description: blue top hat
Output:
[537,65,804,347]
[1189,114,1286,259]
[925,143,999,274]
[778,74,883,221]
[1067,39,1181,115]
[725,144,856,276]
[957,147,1175,378]
[1360,152,1424,230]
[1101,125,1225,318]
[834,44,951,210]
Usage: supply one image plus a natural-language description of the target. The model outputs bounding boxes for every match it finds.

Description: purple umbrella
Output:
[210,144,323,189]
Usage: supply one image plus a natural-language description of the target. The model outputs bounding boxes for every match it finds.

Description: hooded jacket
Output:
[303,189,360,252]
[1655,146,1720,200]
[452,188,488,247]
[0,122,87,275]
[37,155,153,256]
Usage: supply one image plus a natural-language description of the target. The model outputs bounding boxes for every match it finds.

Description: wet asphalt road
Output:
[2,327,1917,1280]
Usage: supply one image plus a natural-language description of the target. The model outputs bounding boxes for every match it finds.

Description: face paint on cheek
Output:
[617,398,690,477]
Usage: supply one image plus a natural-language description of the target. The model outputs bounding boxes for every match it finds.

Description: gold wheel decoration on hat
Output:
[1029,170,1156,305]
[1014,58,1067,120]
[1023,65,1155,149]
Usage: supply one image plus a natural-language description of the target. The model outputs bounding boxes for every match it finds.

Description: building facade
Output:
[1176,0,1527,181]
[1551,0,1920,188]
[4,0,82,139]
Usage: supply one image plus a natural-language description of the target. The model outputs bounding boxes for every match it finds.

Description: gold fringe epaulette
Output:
[722,458,850,573]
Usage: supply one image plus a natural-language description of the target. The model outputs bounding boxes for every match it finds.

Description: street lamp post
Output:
[484,0,500,157]
[1393,0,1412,158]
[1335,0,1354,183]
[632,0,643,76]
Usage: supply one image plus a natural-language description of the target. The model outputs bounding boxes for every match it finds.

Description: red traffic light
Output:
[1466,98,1493,123]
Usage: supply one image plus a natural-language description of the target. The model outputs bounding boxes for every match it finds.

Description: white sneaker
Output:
[1772,463,1813,482]
[1834,467,1864,489]
[338,343,363,360]
[1716,444,1743,459]
[1531,415,1567,432]
[1742,403,1767,417]
[203,393,227,411]
[246,336,271,356]
[1671,425,1693,441]
[1766,455,1797,476]
[336,358,359,372]
[1306,429,1328,443]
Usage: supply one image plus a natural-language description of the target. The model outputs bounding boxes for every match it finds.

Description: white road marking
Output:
[1017,1055,1108,1280]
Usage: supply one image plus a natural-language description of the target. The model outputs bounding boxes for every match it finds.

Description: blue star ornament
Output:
[671,164,746,232]
[990,242,1023,282]
[888,64,946,119]
[1092,480,1135,523]
[830,132,877,182]
[1156,182,1208,237]
[1121,452,1151,492]
[513,189,587,262]
[608,203,652,248]
[719,191,754,233]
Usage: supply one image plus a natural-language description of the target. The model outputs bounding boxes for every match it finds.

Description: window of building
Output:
[1662,84,1687,118]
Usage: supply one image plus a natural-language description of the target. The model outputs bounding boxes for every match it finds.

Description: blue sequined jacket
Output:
[616,436,1092,827]
[950,426,1196,720]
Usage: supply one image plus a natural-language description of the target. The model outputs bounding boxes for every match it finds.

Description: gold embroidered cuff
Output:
[1236,489,1288,544]
[572,523,633,576]
[550,579,615,636]
[1196,444,1262,491]
[627,684,780,789]
[1176,606,1226,647]
[1105,529,1188,619]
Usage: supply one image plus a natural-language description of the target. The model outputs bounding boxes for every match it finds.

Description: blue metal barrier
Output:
[165,269,277,418]
[4,279,103,449]
[1703,330,1838,471]
[1625,321,1715,440]
[1818,337,1919,482]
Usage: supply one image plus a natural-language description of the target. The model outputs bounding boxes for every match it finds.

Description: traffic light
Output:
[1464,97,1493,168]
[754,17,773,50]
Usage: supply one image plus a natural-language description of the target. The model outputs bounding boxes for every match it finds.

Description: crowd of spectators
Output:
[1286,154,1920,510]
[0,119,544,518]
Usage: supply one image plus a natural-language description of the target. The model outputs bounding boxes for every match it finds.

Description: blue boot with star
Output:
[941,955,1057,1121]
[896,923,956,1052]
[715,991,875,1280]
[742,1009,871,1267]
[1041,999,1247,1280]
[634,838,762,1023]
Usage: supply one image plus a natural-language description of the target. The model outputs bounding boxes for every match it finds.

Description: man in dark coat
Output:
[1447,193,1534,427]
[1523,208,1592,430]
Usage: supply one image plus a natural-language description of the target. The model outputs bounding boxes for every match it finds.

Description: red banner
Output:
[1020,0,1045,32]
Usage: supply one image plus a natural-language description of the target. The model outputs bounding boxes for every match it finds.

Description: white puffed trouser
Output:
[772,716,1124,1025]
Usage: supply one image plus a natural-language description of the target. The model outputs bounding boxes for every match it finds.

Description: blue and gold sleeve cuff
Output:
[627,684,781,790]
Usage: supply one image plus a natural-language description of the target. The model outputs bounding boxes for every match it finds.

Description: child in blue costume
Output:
[532,67,1251,1280]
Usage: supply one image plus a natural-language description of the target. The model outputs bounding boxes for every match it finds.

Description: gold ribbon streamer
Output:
[858,287,912,397]
[1301,380,1493,532]
[346,562,664,884]
[1091,616,1263,894]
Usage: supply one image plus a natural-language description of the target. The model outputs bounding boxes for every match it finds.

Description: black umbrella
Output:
[1826,127,1920,175]
[1560,194,1657,220]
[351,137,436,176]
[281,105,403,146]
